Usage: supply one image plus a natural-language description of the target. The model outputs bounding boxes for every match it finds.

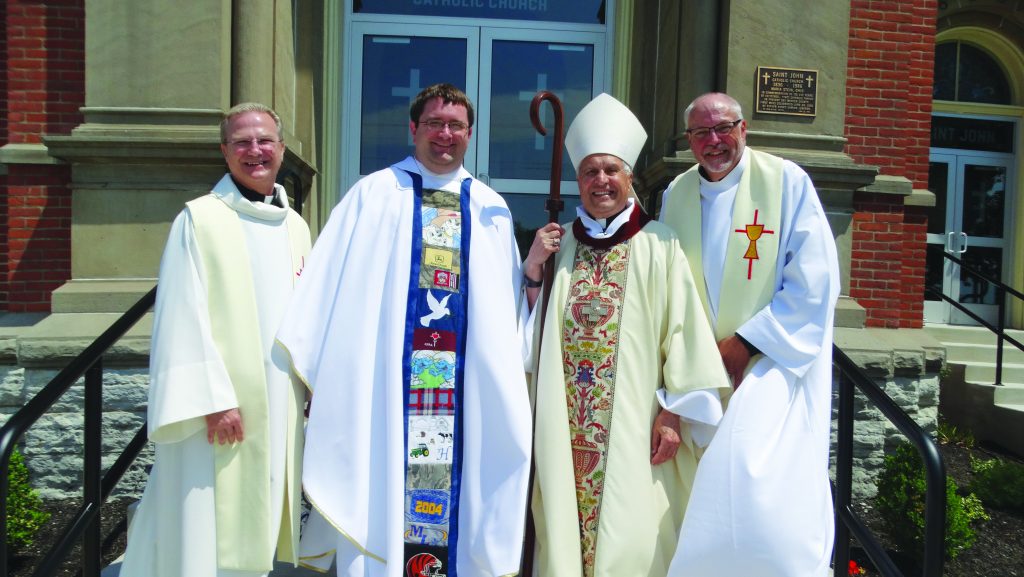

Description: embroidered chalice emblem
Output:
[735,209,775,280]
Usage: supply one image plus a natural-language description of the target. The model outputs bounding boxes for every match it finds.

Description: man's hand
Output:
[206,408,244,445]
[524,222,564,282]
[524,222,564,311]
[718,335,752,389]
[651,409,681,465]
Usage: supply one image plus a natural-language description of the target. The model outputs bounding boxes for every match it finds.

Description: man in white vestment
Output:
[276,83,532,577]
[522,93,730,577]
[120,103,311,577]
[660,92,841,577]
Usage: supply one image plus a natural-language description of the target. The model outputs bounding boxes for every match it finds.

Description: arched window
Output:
[934,41,1012,104]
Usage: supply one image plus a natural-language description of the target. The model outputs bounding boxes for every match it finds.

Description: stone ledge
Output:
[0,143,64,166]
[51,279,156,314]
[0,313,50,363]
[858,173,912,197]
[904,187,937,208]
[835,296,866,329]
[16,313,153,369]
[835,327,946,378]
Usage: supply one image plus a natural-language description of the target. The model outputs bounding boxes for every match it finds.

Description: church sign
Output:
[755,66,818,117]
[354,0,605,24]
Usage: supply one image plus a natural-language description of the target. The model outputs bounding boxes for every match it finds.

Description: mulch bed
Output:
[6,497,131,577]
[848,439,1024,577]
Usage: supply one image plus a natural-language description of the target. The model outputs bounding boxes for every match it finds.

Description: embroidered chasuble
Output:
[186,193,308,570]
[401,171,470,576]
[531,208,729,577]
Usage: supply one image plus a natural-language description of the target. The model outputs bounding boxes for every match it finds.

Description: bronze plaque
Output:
[756,66,818,117]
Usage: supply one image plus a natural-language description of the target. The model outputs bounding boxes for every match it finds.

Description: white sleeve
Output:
[147,209,238,444]
[736,166,841,379]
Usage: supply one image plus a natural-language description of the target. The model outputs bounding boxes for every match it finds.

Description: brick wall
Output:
[1,0,9,309]
[1,0,84,312]
[845,0,936,328]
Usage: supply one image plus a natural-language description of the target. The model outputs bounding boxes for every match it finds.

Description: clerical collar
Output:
[698,147,749,197]
[576,198,635,238]
[573,199,650,249]
[230,175,280,207]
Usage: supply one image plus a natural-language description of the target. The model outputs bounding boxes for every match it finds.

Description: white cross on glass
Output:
[394,69,423,146]
[519,73,565,151]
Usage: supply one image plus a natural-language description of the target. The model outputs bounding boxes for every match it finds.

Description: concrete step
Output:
[945,342,1024,365]
[992,383,1024,407]
[941,377,1024,457]
[963,362,1024,385]
[925,324,1024,347]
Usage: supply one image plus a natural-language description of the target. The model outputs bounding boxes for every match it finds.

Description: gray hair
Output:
[683,93,743,129]
[220,102,283,143]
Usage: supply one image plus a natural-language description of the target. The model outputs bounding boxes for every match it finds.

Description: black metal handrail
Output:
[927,250,1024,385]
[0,287,156,577]
[833,345,946,576]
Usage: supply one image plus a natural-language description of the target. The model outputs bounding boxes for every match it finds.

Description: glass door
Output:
[477,28,604,233]
[925,152,1012,325]
[344,22,480,188]
[344,22,605,243]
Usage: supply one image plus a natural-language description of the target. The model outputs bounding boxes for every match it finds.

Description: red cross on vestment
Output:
[735,209,775,280]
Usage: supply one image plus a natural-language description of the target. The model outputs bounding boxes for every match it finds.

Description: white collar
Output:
[699,147,749,198]
[211,174,289,222]
[576,198,635,238]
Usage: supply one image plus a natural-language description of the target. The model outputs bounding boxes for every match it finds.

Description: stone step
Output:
[945,342,1024,365]
[925,324,1024,347]
[963,362,1024,385]
[942,379,1024,457]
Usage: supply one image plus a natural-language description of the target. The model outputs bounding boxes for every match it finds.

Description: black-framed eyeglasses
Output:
[419,119,469,134]
[685,119,742,140]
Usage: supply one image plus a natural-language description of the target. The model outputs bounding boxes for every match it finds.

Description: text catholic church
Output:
[1,1,1023,463]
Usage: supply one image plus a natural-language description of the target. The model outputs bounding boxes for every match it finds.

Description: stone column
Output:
[636,0,876,313]
[43,0,232,313]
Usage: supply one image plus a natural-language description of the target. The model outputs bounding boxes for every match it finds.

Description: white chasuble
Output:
[121,175,310,577]
[277,157,531,577]
[530,208,729,577]
[660,147,841,577]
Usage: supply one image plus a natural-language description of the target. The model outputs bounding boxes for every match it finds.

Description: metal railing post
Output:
[995,286,1005,386]
[833,369,854,575]
[83,360,103,577]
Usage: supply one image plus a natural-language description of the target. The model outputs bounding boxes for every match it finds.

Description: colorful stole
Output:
[562,208,649,575]
[402,171,471,577]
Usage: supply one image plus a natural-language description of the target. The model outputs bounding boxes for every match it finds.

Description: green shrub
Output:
[969,456,1024,513]
[875,442,989,561]
[5,448,50,550]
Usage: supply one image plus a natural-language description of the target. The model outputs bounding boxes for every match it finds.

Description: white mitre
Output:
[564,92,648,171]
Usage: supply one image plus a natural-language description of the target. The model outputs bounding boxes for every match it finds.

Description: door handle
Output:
[477,173,490,185]
[947,232,956,252]
[959,232,968,255]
